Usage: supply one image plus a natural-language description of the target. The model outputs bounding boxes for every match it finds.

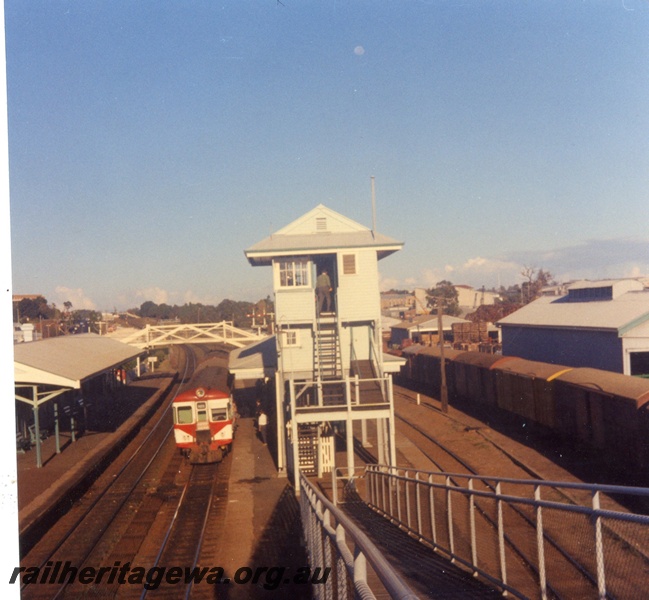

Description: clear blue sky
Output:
[6,0,649,311]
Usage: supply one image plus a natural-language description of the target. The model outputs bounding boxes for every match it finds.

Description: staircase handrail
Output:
[300,472,419,600]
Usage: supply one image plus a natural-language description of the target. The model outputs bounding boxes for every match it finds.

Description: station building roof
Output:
[14,333,145,389]
[245,204,403,266]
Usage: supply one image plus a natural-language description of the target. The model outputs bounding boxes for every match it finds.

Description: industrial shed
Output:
[389,314,469,348]
[497,279,649,376]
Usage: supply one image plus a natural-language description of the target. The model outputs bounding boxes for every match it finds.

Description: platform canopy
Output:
[14,333,145,390]
[229,335,278,382]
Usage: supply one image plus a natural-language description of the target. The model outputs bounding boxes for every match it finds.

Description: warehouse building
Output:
[497,279,649,376]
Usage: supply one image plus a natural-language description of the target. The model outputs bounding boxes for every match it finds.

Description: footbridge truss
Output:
[118,321,266,349]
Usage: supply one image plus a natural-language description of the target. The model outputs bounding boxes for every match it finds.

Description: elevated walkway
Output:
[115,321,266,349]
[341,488,501,598]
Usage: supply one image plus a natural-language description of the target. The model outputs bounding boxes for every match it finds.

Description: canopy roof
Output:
[229,336,278,381]
[14,333,144,389]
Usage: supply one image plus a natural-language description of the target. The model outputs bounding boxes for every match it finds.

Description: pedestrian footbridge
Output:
[117,321,267,349]
[300,467,649,599]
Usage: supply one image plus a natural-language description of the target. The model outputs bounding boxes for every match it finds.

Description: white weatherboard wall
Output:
[336,249,382,323]
[244,204,404,475]
[623,318,649,376]
[273,265,316,323]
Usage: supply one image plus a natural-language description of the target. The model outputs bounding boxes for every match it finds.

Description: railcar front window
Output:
[211,408,227,421]
[176,406,193,424]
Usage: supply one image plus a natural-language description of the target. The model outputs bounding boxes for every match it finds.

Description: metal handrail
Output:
[365,464,649,600]
[369,329,384,378]
[300,473,419,600]
[292,375,391,409]
[369,465,649,499]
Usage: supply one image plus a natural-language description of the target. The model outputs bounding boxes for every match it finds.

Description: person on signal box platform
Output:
[316,269,332,314]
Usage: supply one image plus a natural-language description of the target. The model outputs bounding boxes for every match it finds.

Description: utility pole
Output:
[436,299,449,413]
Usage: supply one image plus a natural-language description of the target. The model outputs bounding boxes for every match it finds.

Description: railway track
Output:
[18,344,215,600]
[362,385,649,599]
[139,459,231,600]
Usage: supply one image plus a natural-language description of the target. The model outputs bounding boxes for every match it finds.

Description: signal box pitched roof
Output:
[245,204,403,266]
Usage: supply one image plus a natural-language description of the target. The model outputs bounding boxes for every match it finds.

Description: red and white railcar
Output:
[173,385,235,463]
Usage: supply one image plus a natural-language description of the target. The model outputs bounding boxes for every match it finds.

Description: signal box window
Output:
[176,406,193,425]
[284,330,299,347]
[278,259,309,287]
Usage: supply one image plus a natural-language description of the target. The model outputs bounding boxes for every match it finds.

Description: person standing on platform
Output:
[316,269,332,314]
[258,411,268,445]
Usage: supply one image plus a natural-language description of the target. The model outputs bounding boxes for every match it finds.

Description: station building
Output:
[243,204,405,487]
[497,279,649,377]
[13,333,145,466]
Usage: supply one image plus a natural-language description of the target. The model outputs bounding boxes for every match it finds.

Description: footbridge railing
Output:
[299,473,418,600]
[365,465,649,600]
[116,322,266,349]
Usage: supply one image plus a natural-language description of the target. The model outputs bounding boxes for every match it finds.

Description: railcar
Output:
[172,365,235,464]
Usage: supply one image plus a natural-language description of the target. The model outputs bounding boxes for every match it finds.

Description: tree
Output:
[15,296,54,321]
[499,284,523,304]
[426,280,461,317]
[466,301,522,324]
[139,301,160,318]
[213,299,255,327]
[69,309,102,333]
[521,267,555,304]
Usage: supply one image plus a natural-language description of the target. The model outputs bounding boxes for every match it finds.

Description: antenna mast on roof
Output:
[371,175,377,238]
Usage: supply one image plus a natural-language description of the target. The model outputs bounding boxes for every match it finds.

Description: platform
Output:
[17,375,175,543]
[215,417,309,600]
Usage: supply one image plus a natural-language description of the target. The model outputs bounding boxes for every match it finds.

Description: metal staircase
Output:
[350,358,385,404]
[314,313,342,381]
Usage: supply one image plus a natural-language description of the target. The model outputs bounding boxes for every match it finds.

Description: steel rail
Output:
[393,388,649,581]
[138,463,219,600]
[21,345,196,597]
[391,405,608,598]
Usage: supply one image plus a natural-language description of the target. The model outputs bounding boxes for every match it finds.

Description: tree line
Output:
[13,295,274,333]
[425,267,555,322]
[132,297,273,328]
